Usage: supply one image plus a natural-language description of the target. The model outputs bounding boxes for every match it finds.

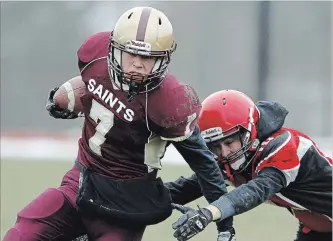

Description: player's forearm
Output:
[173,125,228,203]
[164,174,203,205]
[209,168,286,221]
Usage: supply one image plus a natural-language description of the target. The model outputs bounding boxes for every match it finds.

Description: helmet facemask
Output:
[108,37,176,101]
[205,125,259,175]
[222,127,254,172]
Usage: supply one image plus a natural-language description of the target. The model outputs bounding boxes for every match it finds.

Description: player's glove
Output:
[46,87,78,119]
[217,228,236,241]
[171,203,213,241]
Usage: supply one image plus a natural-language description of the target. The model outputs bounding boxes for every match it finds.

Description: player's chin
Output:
[124,73,147,83]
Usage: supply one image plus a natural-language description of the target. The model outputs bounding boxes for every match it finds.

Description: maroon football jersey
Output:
[76,32,201,179]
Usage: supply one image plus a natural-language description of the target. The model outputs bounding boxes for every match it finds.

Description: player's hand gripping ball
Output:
[46,76,86,119]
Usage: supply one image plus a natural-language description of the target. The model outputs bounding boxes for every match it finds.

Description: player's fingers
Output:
[47,87,59,103]
[67,113,78,119]
[175,233,186,241]
[48,107,68,119]
[46,100,56,110]
[48,88,57,98]
[51,87,59,94]
[171,203,191,214]
[172,214,189,230]
[47,105,57,114]
[173,227,183,239]
[173,224,190,241]
[62,110,74,119]
[45,103,52,111]
[49,111,63,118]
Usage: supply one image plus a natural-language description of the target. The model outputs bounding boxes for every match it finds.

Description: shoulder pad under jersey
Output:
[254,130,299,186]
[77,31,110,64]
[147,74,202,142]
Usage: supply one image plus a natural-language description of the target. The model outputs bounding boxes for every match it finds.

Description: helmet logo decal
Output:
[201,127,223,142]
[125,40,152,53]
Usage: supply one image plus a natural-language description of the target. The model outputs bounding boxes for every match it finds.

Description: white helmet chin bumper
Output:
[230,155,246,170]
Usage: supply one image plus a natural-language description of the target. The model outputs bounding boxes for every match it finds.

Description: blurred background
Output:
[1,1,332,241]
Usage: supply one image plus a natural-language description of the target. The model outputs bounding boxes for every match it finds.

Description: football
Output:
[53,76,86,114]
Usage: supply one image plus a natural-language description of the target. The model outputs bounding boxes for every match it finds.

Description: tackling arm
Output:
[209,132,297,221]
[209,167,286,221]
[164,173,202,205]
[171,167,285,241]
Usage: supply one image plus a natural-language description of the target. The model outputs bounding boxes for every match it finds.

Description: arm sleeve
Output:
[164,173,203,205]
[164,168,231,205]
[211,167,286,220]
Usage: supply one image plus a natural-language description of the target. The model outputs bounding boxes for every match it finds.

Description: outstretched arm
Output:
[165,173,202,205]
[171,167,285,241]
[208,167,285,220]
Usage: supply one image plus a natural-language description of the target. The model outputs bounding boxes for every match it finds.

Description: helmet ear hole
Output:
[128,12,133,19]
[158,17,162,25]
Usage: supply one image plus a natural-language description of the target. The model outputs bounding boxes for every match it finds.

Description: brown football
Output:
[53,76,86,114]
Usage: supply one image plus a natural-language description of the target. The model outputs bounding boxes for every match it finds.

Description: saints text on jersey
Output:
[87,78,135,122]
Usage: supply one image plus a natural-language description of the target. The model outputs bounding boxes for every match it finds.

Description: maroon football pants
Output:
[2,164,145,241]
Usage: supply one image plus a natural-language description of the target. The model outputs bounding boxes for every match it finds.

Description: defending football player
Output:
[169,90,332,241]
[3,7,234,241]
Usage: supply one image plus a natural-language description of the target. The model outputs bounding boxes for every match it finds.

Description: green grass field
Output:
[1,159,298,241]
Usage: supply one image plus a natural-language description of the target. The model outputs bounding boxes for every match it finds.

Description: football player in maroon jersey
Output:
[169,90,332,241]
[3,7,234,241]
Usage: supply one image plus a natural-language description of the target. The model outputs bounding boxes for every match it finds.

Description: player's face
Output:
[208,134,242,160]
[121,52,156,81]
[208,134,246,170]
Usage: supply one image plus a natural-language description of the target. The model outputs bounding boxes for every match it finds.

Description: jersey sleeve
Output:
[148,84,202,142]
[255,131,300,186]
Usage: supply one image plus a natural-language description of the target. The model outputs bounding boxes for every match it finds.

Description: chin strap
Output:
[224,164,234,184]
[127,92,136,102]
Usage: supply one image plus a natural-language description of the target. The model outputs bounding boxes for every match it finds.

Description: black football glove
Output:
[46,87,78,119]
[172,203,213,241]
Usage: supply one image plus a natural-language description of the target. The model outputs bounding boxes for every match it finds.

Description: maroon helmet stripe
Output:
[136,7,152,41]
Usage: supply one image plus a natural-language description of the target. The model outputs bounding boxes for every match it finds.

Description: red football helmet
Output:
[198,90,260,173]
